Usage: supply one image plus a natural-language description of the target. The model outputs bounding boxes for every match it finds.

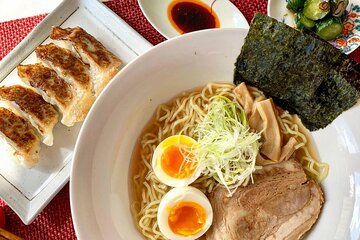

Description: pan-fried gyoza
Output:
[0,26,121,167]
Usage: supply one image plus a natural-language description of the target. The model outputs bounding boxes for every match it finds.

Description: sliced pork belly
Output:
[36,43,95,122]
[50,26,122,96]
[18,63,85,127]
[0,85,58,146]
[206,159,324,240]
[0,107,40,167]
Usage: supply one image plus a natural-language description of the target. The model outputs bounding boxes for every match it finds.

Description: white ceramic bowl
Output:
[70,28,360,239]
[138,0,249,39]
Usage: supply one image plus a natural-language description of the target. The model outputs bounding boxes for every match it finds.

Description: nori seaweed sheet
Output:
[234,13,360,131]
[337,54,360,91]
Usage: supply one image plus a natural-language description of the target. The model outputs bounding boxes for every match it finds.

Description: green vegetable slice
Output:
[303,0,331,20]
[295,13,305,29]
[297,12,316,28]
[287,0,306,12]
[315,17,343,40]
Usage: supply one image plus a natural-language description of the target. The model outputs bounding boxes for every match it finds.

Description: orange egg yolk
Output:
[161,145,197,179]
[168,201,207,236]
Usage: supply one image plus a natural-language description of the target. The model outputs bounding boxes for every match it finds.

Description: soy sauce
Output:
[168,0,220,34]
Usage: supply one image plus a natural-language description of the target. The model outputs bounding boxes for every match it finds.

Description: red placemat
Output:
[0,0,359,239]
[0,14,47,61]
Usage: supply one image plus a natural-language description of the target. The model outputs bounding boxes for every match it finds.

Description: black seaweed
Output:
[337,54,360,91]
[234,13,360,131]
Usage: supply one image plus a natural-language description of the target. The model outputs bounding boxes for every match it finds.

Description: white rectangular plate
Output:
[0,0,152,224]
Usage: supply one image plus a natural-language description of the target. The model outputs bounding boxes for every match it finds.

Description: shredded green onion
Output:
[193,96,261,196]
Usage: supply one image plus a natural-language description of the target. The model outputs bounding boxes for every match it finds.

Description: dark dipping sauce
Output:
[168,0,220,34]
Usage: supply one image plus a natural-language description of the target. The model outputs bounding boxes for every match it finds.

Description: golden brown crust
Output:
[35,43,91,89]
[35,43,95,123]
[0,107,40,165]
[0,108,37,152]
[0,85,58,134]
[51,26,122,96]
[51,26,121,69]
[17,64,74,108]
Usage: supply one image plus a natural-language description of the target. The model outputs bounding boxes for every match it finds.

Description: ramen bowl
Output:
[70,28,360,239]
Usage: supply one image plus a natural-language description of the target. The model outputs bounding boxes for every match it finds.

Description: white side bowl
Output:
[70,28,360,239]
[138,0,249,39]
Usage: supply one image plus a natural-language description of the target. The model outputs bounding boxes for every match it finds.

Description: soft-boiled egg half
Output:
[152,135,201,187]
[157,186,213,240]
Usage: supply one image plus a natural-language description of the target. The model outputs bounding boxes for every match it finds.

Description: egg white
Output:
[152,135,202,187]
[157,186,213,240]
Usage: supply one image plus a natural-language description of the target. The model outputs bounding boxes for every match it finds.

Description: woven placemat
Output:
[0,0,359,239]
[0,14,47,60]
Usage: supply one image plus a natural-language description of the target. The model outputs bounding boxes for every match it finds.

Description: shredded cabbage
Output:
[194,96,261,196]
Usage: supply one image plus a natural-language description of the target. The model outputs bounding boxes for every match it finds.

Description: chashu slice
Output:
[36,43,95,121]
[0,85,58,146]
[206,159,324,240]
[18,63,82,127]
[50,26,122,97]
[0,107,40,168]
